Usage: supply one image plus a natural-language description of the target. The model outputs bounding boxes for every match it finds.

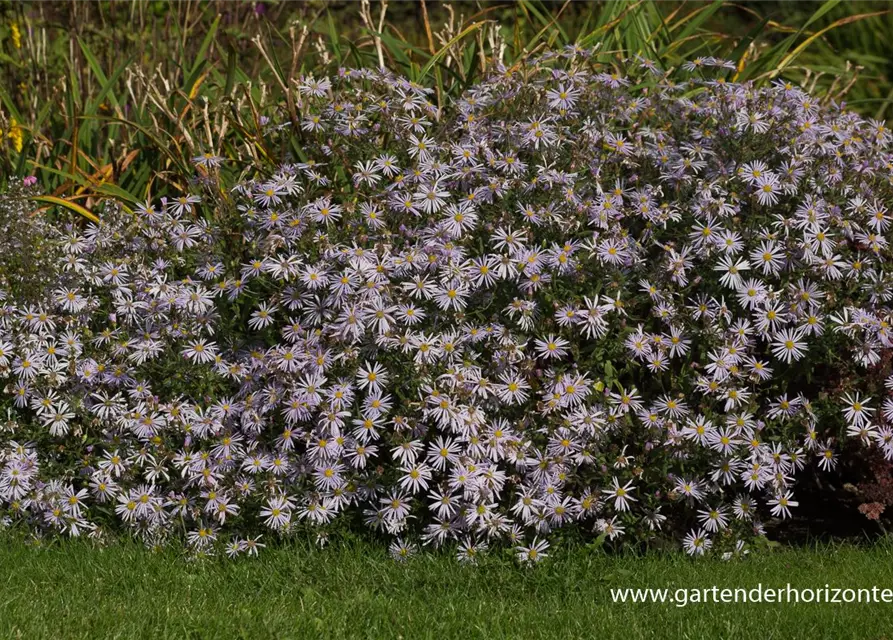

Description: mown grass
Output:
[2,539,893,639]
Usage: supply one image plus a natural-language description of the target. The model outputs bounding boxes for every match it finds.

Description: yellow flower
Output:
[11,22,21,49]
[8,118,23,153]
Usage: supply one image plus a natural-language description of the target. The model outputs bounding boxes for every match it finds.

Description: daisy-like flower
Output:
[841,392,873,428]
[433,281,469,312]
[192,152,224,168]
[166,194,201,216]
[114,492,139,523]
[732,496,755,521]
[467,256,500,288]
[353,160,381,187]
[714,256,750,289]
[683,528,712,556]
[389,538,417,562]
[310,198,343,226]
[609,387,644,415]
[415,180,451,215]
[0,339,14,367]
[399,462,433,493]
[182,339,218,364]
[259,497,291,530]
[768,491,798,519]
[43,401,75,437]
[737,109,771,134]
[546,83,581,110]
[817,443,837,471]
[375,154,400,176]
[771,328,808,363]
[602,477,637,512]
[248,303,278,330]
[755,174,781,206]
[675,478,705,502]
[381,491,412,522]
[442,202,478,236]
[254,183,285,208]
[298,75,332,96]
[750,240,784,276]
[696,505,729,532]
[407,133,437,161]
[534,334,570,360]
[516,537,550,565]
[356,361,389,394]
[496,372,531,405]
[360,202,386,229]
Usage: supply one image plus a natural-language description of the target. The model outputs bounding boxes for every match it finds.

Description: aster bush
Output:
[2,47,893,562]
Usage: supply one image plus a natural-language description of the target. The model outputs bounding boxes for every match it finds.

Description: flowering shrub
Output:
[2,48,893,561]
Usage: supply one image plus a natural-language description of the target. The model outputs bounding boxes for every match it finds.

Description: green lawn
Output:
[2,538,893,639]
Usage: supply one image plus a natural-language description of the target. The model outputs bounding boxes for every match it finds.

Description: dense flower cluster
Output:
[2,48,893,561]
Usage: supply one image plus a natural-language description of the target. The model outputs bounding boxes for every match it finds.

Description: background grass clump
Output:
[1,0,892,203]
[3,538,893,639]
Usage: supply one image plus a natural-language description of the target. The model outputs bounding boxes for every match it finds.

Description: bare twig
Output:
[420,0,436,55]
[359,0,388,70]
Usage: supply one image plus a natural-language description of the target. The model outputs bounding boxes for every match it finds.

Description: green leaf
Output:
[374,29,425,79]
[727,16,771,72]
[588,532,608,551]
[773,8,891,78]
[84,115,190,178]
[77,36,120,111]
[191,13,221,80]
[30,195,100,224]
[752,0,842,80]
[0,80,25,123]
[663,0,724,55]
[419,22,488,81]
[326,10,342,64]
[224,45,237,96]
[92,55,135,116]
